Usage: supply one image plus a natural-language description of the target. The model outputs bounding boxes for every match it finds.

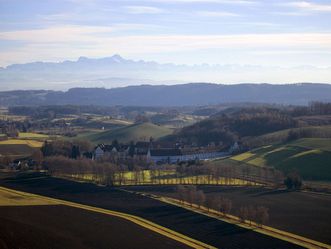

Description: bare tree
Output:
[196,190,206,208]
[187,185,197,206]
[177,185,186,204]
[238,206,249,223]
[248,206,257,225]
[217,197,232,217]
[205,196,217,212]
[256,206,269,227]
[2,155,12,166]
[222,198,232,216]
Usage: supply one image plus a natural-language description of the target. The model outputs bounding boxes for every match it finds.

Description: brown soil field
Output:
[0,204,190,249]
[0,172,303,249]
[127,185,331,244]
[0,144,37,158]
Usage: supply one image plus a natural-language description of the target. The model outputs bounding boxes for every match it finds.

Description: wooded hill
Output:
[1,83,331,106]
[164,103,331,147]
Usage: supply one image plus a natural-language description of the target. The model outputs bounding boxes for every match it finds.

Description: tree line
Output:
[165,107,299,147]
[176,185,269,227]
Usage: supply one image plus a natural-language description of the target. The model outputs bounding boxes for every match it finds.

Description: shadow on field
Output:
[0,172,304,249]
[0,205,191,249]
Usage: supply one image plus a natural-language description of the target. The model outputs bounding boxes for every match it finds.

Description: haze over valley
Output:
[1,55,331,90]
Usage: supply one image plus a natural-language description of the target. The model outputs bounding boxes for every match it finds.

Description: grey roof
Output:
[150,149,182,157]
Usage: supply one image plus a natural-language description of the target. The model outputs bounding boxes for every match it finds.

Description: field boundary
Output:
[0,186,216,249]
[121,189,331,249]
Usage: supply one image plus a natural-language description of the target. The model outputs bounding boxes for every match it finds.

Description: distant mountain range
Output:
[1,83,331,106]
[0,55,185,90]
[1,55,330,90]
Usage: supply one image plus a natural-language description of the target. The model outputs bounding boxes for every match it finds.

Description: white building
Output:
[147,148,229,164]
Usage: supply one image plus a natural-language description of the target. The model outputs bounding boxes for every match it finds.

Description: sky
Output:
[0,0,331,82]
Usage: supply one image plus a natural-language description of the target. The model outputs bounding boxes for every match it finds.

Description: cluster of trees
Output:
[231,112,297,137]
[309,102,331,115]
[286,127,331,142]
[177,185,206,207]
[41,140,93,159]
[177,185,233,215]
[238,205,269,227]
[0,116,76,136]
[44,156,119,185]
[176,185,269,227]
[165,103,331,148]
[44,156,168,186]
[176,160,284,186]
[284,172,302,190]
[0,122,19,137]
[0,156,13,167]
[0,117,36,134]
[291,102,331,116]
[166,107,298,146]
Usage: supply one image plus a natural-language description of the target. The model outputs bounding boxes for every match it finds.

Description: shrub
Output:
[284,172,302,189]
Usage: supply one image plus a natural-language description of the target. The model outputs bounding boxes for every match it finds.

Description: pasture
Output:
[87,122,173,143]
[231,138,331,181]
[290,138,331,151]
[0,139,43,148]
[243,125,331,148]
[18,132,49,139]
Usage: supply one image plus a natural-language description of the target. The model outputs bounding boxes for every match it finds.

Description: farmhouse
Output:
[94,144,129,160]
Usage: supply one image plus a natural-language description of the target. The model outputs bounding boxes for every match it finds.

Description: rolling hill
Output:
[163,107,298,146]
[231,138,331,181]
[86,122,173,144]
[243,125,331,148]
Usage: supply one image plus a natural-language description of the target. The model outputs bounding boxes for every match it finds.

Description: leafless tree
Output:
[187,185,197,206]
[196,190,206,208]
[256,206,269,227]
[177,185,186,203]
[238,206,249,223]
[222,198,233,216]
[205,196,217,212]
[248,206,257,225]
[216,197,232,216]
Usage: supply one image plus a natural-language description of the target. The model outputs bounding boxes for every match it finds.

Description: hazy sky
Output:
[0,0,331,70]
